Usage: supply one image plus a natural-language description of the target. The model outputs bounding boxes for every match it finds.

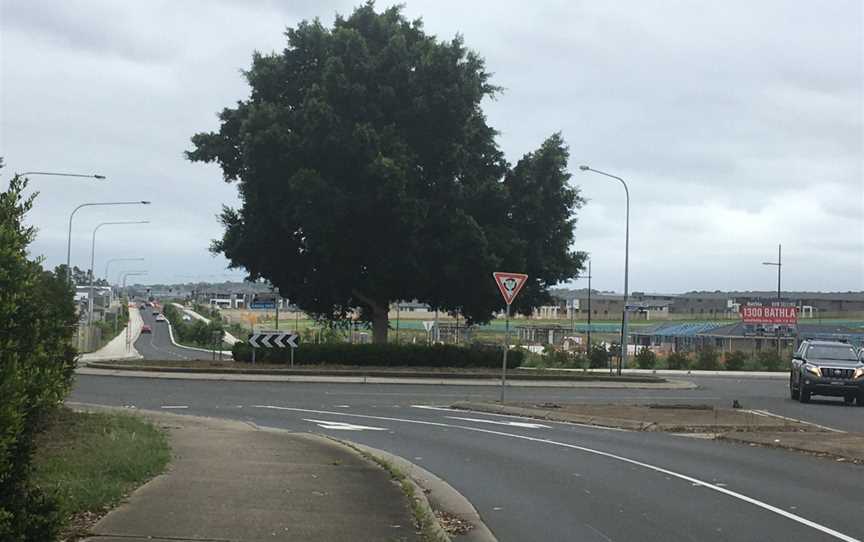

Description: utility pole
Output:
[586,259,593,353]
[762,243,783,357]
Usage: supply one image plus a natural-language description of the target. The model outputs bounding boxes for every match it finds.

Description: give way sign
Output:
[493,272,528,306]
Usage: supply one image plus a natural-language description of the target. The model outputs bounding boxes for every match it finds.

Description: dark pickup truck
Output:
[790,340,864,405]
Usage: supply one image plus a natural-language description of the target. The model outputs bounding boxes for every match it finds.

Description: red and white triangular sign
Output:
[493,272,528,305]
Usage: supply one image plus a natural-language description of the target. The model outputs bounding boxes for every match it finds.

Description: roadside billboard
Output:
[739,304,798,325]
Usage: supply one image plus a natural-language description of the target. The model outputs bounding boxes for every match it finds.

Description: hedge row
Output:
[232,342,523,368]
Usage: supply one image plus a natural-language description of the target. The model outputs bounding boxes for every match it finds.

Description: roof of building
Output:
[633,321,728,337]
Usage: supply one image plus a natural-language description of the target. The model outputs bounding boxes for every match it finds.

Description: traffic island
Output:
[717,432,864,465]
[453,401,864,465]
[450,401,824,433]
[81,359,674,383]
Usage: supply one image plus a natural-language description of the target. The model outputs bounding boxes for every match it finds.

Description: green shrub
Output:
[756,350,783,371]
[164,304,225,348]
[695,347,721,370]
[588,344,609,369]
[232,341,522,368]
[724,351,748,371]
[666,351,690,370]
[635,348,657,370]
[0,174,77,539]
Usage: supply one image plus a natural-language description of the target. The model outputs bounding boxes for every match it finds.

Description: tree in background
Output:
[188,3,586,343]
[0,173,77,539]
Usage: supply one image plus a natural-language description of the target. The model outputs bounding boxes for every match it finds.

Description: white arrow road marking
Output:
[252,405,859,542]
[303,419,389,431]
[446,416,551,429]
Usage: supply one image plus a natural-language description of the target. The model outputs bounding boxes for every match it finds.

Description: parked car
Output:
[152,310,160,316]
[155,314,166,322]
[141,325,152,334]
[790,340,864,405]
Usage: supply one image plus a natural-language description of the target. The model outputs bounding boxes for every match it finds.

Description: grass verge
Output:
[334,440,449,542]
[31,407,171,540]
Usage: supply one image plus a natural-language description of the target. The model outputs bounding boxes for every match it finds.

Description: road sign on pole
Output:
[493,272,528,305]
[249,332,299,349]
[492,272,528,402]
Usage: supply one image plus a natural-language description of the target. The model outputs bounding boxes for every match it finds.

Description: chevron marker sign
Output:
[248,332,299,348]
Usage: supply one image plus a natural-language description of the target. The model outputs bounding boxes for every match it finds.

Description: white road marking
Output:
[160,405,188,409]
[252,405,859,542]
[446,416,551,429]
[411,404,627,432]
[747,409,846,433]
[303,418,389,431]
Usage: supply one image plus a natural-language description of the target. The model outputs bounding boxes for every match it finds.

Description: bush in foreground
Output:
[232,342,523,369]
[0,173,77,540]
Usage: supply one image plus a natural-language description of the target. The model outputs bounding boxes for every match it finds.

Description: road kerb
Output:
[331,438,497,542]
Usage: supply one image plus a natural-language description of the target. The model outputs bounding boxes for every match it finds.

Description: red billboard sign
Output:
[739,304,798,325]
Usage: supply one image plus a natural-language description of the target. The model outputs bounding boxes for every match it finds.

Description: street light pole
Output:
[19,171,106,180]
[67,200,151,283]
[105,257,146,285]
[88,221,149,330]
[580,166,630,376]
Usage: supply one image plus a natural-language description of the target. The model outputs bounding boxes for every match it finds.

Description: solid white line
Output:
[747,409,846,433]
[160,405,188,409]
[251,404,859,542]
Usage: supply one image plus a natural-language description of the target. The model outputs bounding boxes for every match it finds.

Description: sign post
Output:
[249,331,300,367]
[493,272,528,402]
[422,320,434,345]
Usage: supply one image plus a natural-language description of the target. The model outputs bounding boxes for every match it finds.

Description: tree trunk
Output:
[372,304,389,344]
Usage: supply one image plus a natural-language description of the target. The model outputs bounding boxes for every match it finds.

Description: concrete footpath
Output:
[77,303,143,363]
[79,408,423,542]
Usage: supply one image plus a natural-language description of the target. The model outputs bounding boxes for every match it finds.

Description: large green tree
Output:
[188,3,585,343]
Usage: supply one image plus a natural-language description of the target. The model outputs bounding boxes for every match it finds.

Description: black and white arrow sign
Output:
[248,332,299,348]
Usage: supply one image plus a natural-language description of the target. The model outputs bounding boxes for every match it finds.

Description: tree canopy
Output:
[188,3,586,342]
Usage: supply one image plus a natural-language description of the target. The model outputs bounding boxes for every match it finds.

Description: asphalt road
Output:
[71,375,864,542]
[135,309,223,361]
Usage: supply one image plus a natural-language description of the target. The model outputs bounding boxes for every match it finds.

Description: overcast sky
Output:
[1,0,862,293]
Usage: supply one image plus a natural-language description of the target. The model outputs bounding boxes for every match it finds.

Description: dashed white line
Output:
[160,405,188,409]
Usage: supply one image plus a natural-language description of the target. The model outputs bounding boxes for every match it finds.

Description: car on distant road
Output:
[141,325,152,334]
[155,314,166,322]
[182,314,192,321]
[790,340,864,405]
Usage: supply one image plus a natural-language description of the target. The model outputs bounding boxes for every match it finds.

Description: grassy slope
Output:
[32,408,171,534]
